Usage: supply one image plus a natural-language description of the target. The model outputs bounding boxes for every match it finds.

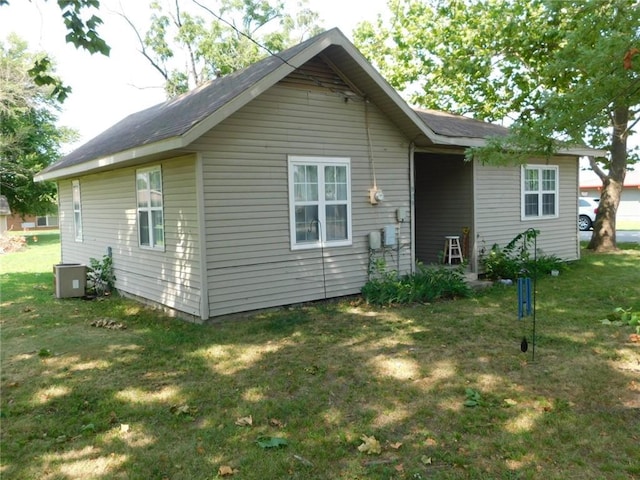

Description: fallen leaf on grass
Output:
[90,318,126,330]
[503,398,518,407]
[388,441,402,449]
[235,415,253,426]
[269,418,284,428]
[256,436,288,449]
[293,454,313,466]
[358,435,382,455]
[395,463,404,472]
[170,404,198,416]
[421,455,432,465]
[218,465,238,476]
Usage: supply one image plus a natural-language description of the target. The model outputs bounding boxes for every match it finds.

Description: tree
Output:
[120,0,323,96]
[354,0,640,252]
[1,0,110,102]
[0,35,76,217]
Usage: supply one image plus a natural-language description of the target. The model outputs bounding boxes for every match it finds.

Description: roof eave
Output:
[557,146,606,157]
[35,137,186,182]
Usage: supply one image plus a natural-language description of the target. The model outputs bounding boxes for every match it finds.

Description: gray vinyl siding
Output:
[57,155,202,316]
[473,156,580,269]
[191,84,412,317]
[414,153,473,265]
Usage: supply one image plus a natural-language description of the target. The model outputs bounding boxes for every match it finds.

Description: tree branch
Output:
[115,10,169,82]
[588,155,608,181]
[172,0,200,85]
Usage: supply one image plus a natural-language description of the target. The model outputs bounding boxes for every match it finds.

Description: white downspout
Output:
[409,142,416,274]
[195,153,210,321]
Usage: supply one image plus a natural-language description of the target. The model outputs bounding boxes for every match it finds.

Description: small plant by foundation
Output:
[362,262,471,305]
[87,254,116,296]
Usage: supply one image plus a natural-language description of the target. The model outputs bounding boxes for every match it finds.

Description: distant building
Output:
[579,165,640,226]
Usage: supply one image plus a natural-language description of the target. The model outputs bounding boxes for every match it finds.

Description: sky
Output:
[0,0,388,152]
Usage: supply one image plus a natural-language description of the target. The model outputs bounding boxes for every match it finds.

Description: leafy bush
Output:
[362,263,471,306]
[87,255,116,296]
[601,307,640,334]
[481,229,564,280]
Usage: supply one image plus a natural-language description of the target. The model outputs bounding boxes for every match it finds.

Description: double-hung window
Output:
[522,165,558,219]
[288,156,351,249]
[136,166,165,249]
[72,180,83,241]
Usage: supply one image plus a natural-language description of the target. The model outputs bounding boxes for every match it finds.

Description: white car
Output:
[578,197,599,231]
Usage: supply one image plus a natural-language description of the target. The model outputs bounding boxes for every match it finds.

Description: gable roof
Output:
[36,28,597,182]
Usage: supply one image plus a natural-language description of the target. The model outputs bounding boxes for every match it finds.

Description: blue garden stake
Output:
[518,277,532,354]
[517,277,532,319]
[516,229,539,361]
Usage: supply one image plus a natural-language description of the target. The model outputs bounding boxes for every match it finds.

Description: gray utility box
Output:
[53,263,87,298]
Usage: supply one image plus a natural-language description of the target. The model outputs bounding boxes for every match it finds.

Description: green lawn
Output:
[1,234,639,479]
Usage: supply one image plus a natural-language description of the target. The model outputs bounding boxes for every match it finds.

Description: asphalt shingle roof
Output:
[41,28,512,177]
[414,108,509,139]
[42,31,322,174]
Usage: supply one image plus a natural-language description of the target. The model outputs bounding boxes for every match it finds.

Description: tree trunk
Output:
[587,105,628,252]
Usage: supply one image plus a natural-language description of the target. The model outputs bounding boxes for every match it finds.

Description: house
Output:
[36,28,596,321]
[0,196,10,234]
[4,211,59,232]
[580,165,640,228]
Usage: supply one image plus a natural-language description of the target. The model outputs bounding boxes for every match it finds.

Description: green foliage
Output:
[481,229,564,280]
[131,0,324,96]
[87,255,116,296]
[601,307,640,333]
[362,262,471,305]
[354,0,639,250]
[0,36,76,217]
[463,388,482,408]
[2,0,110,102]
[256,436,288,449]
[57,0,110,56]
[27,57,72,103]
[354,0,639,154]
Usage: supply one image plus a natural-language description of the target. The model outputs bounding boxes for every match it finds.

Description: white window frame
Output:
[136,166,165,250]
[72,180,83,242]
[288,156,352,250]
[521,165,559,220]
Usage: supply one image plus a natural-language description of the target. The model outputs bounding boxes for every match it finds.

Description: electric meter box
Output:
[369,231,381,249]
[396,207,409,223]
[383,225,396,246]
[53,263,87,298]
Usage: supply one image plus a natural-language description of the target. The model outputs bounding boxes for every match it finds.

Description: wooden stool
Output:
[443,236,463,264]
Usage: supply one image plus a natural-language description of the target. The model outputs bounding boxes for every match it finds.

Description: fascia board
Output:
[557,146,607,157]
[35,137,185,181]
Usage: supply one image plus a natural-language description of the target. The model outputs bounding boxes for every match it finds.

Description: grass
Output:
[1,234,639,479]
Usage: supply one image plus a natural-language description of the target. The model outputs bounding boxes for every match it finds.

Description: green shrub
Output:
[481,229,565,280]
[362,263,471,306]
[87,254,116,296]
